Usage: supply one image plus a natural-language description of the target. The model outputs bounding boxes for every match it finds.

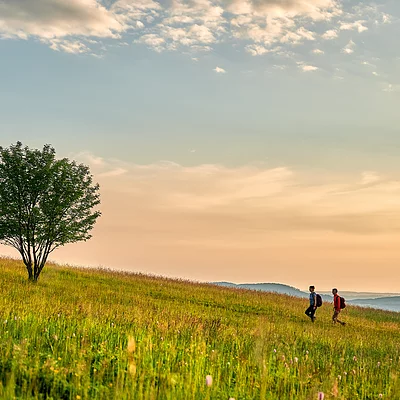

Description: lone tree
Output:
[0,142,101,281]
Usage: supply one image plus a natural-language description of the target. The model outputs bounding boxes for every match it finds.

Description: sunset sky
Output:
[1,0,400,292]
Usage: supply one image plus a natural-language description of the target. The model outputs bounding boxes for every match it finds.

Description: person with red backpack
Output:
[332,288,346,325]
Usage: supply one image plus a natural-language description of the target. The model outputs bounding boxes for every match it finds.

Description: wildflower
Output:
[206,375,213,387]
[353,356,357,362]
[344,371,347,375]
[318,392,324,400]
[76,396,81,400]
[377,362,381,367]
[294,357,298,363]
[129,362,137,377]
[229,398,235,400]
[306,350,309,355]
[379,394,383,398]
[273,349,277,353]
[127,337,136,354]
[338,375,342,380]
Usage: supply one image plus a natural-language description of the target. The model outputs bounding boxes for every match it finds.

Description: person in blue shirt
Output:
[305,285,317,322]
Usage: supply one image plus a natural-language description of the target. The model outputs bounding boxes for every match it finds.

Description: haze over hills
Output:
[213,282,308,298]
[320,291,400,300]
[212,282,400,313]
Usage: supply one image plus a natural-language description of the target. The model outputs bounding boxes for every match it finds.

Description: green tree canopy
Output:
[0,142,101,281]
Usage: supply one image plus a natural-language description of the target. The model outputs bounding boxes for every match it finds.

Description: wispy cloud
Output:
[214,66,226,73]
[298,63,319,72]
[383,83,400,93]
[342,40,356,54]
[361,171,381,185]
[76,153,400,236]
[98,168,128,178]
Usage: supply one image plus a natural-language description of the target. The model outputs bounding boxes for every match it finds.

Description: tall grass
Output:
[1,257,399,399]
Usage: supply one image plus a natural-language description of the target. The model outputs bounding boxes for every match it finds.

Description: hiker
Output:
[332,288,346,325]
[305,285,317,322]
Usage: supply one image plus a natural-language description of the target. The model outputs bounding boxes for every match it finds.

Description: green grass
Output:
[1,257,400,399]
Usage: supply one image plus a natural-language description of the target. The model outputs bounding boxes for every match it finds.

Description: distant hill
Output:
[212,282,309,298]
[348,296,400,312]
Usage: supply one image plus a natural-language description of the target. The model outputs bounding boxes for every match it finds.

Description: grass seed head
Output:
[127,337,136,354]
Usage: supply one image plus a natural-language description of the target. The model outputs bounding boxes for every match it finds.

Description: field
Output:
[1,257,400,399]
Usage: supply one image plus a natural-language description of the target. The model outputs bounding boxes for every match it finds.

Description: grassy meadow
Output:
[1,257,400,399]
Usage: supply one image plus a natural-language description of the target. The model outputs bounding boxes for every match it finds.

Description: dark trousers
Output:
[305,305,316,319]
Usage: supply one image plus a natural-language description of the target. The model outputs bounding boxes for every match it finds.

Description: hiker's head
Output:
[309,285,315,292]
[332,288,338,295]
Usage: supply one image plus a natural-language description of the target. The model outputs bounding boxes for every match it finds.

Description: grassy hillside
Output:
[1,258,400,399]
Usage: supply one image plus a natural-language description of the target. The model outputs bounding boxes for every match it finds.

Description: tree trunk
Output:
[25,262,34,281]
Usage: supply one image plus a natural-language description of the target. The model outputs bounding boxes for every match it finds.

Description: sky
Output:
[0,0,400,292]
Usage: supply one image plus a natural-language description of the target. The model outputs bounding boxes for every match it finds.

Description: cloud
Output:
[214,66,227,73]
[74,153,400,237]
[135,33,165,52]
[225,0,341,20]
[339,20,368,33]
[361,171,381,185]
[0,0,394,63]
[98,168,128,177]
[245,44,270,56]
[48,39,90,54]
[298,63,318,72]
[342,40,355,54]
[312,48,324,55]
[0,0,123,40]
[383,84,400,93]
[321,29,338,39]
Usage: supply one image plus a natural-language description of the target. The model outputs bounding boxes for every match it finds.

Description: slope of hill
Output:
[1,257,400,399]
